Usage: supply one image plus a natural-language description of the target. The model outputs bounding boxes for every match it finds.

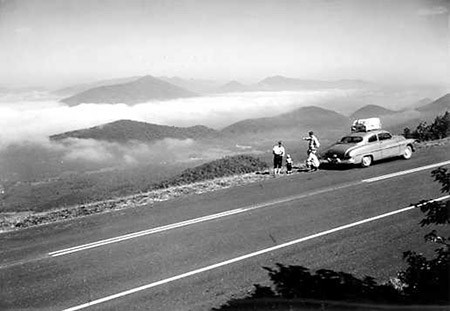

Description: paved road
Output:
[1,144,449,310]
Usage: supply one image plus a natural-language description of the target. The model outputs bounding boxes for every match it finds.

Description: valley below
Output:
[0,83,448,224]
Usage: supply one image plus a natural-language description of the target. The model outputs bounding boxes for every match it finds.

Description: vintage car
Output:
[322,130,416,167]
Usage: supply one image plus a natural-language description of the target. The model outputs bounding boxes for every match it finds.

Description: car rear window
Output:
[339,136,363,143]
[378,132,392,140]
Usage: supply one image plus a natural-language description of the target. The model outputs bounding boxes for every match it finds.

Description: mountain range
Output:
[256,76,374,91]
[60,75,198,106]
[53,76,141,97]
[221,106,349,136]
[56,74,379,106]
[50,92,449,144]
[350,104,398,120]
[158,77,223,94]
[50,120,218,143]
[216,76,374,93]
[50,106,350,143]
[217,80,249,93]
[416,93,450,115]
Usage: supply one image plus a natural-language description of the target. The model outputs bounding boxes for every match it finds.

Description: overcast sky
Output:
[0,0,448,88]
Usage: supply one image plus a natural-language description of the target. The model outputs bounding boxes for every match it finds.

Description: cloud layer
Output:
[3,90,347,181]
[0,90,350,147]
[0,86,438,183]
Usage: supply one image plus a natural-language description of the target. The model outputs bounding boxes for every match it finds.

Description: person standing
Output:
[272,141,285,175]
[303,131,320,171]
[285,154,293,174]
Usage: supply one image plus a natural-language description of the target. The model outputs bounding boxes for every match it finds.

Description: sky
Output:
[0,0,448,88]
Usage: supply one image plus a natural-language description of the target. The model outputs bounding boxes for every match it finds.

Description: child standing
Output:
[286,154,293,174]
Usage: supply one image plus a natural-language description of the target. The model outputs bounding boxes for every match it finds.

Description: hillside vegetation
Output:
[0,155,270,230]
[404,111,450,141]
[155,155,268,188]
[0,155,268,215]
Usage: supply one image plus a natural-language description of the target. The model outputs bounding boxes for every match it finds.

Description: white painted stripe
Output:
[51,160,450,257]
[49,181,359,257]
[362,160,450,183]
[62,195,450,311]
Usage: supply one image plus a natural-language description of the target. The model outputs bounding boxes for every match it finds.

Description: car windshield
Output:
[339,136,363,144]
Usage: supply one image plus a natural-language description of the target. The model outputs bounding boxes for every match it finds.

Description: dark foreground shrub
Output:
[214,264,405,311]
[215,167,450,310]
[404,111,450,141]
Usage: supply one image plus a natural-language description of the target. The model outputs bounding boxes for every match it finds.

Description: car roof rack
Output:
[351,117,382,132]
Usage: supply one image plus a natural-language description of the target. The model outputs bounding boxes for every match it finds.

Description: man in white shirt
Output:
[272,141,285,174]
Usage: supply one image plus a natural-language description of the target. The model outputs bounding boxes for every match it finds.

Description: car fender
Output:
[405,139,417,151]
[348,144,378,162]
[353,153,375,164]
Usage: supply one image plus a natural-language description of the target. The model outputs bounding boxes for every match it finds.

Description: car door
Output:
[378,132,399,158]
[366,133,382,160]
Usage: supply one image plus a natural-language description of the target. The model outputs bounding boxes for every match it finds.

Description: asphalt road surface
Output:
[1,144,450,311]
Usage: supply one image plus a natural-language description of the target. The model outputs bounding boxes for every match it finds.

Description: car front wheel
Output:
[402,145,412,160]
[361,156,372,168]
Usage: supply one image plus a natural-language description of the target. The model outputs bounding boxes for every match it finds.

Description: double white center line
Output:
[50,160,450,257]
[62,194,450,311]
[49,181,358,257]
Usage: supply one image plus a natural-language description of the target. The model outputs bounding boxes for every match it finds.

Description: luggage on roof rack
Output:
[351,117,381,132]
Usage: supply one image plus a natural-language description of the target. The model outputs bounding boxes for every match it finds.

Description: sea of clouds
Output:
[3,84,437,184]
[0,89,357,181]
[0,89,355,145]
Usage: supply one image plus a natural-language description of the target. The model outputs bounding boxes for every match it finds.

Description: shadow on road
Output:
[318,156,408,171]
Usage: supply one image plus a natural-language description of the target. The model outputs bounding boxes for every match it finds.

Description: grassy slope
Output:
[0,155,268,214]
[0,155,271,231]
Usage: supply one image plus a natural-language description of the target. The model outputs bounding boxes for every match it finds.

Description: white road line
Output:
[362,160,450,183]
[62,195,450,311]
[49,181,359,257]
[50,160,450,257]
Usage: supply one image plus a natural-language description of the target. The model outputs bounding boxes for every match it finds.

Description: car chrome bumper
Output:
[323,157,355,165]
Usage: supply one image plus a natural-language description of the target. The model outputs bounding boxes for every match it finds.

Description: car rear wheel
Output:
[402,145,412,160]
[361,156,372,168]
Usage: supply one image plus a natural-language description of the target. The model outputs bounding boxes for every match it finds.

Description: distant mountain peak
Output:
[224,80,244,87]
[60,75,197,106]
[221,105,349,136]
[134,75,158,82]
[258,75,295,84]
[416,93,450,113]
[350,104,397,119]
[263,75,287,80]
[217,80,249,93]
